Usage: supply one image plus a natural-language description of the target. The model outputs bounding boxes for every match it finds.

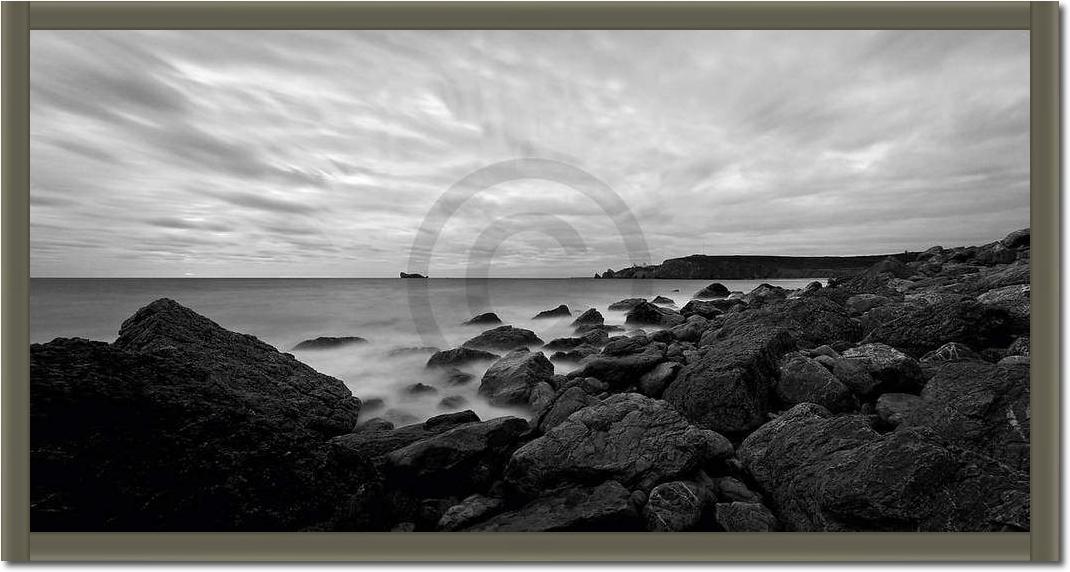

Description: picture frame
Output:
[1,1,1059,562]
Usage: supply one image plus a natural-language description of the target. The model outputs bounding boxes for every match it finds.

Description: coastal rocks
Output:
[897,360,1029,472]
[464,481,640,531]
[862,297,1013,358]
[742,283,788,306]
[624,301,686,327]
[1001,228,1031,249]
[399,272,427,279]
[383,417,530,497]
[644,481,709,531]
[718,297,860,349]
[462,326,543,352]
[652,295,676,305]
[919,342,982,365]
[738,403,1029,531]
[505,393,731,497]
[715,502,779,532]
[694,283,730,299]
[571,308,605,326]
[330,410,481,463]
[549,345,600,363]
[478,349,554,407]
[845,294,890,316]
[608,298,646,311]
[387,346,439,358]
[533,304,571,319]
[463,312,502,326]
[32,299,363,531]
[976,284,1030,334]
[437,494,505,531]
[564,338,666,388]
[875,393,924,428]
[680,299,735,318]
[426,347,499,368]
[404,382,438,396]
[531,386,598,432]
[837,343,925,399]
[776,353,857,412]
[638,361,681,398]
[663,325,796,437]
[292,336,368,350]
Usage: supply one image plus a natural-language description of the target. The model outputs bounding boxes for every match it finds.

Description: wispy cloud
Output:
[30,30,1029,277]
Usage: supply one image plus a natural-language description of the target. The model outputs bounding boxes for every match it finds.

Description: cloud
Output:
[30,30,1029,277]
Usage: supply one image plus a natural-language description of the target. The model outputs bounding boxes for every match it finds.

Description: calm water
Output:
[32,277,822,424]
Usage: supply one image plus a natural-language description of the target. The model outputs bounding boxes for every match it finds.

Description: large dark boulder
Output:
[608,298,646,311]
[564,338,666,389]
[718,297,860,348]
[505,393,731,497]
[679,299,732,319]
[292,336,367,350]
[897,360,1029,473]
[384,417,530,497]
[624,301,686,327]
[462,326,543,352]
[837,343,925,400]
[663,325,796,437]
[478,349,554,407]
[571,308,605,326]
[738,404,1029,531]
[425,347,499,368]
[463,312,502,326]
[862,297,1013,358]
[644,481,710,531]
[533,304,571,319]
[694,282,730,299]
[976,284,1030,335]
[1000,228,1030,249]
[776,353,857,412]
[464,481,641,531]
[715,502,779,532]
[31,299,364,532]
[330,410,481,464]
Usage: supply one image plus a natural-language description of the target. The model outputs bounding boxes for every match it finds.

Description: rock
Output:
[663,325,795,437]
[426,347,499,368]
[391,522,416,532]
[742,283,788,306]
[811,344,839,359]
[715,502,779,532]
[624,301,686,327]
[356,418,395,433]
[638,361,681,398]
[571,308,605,326]
[999,355,1030,367]
[680,299,737,318]
[814,354,836,369]
[383,409,419,426]
[845,294,890,316]
[292,336,368,351]
[694,282,730,299]
[543,336,586,351]
[644,481,708,531]
[874,393,924,428]
[976,284,1030,334]
[533,304,571,319]
[1000,228,1030,249]
[898,360,1029,472]
[532,386,597,432]
[384,417,530,497]
[462,326,544,352]
[565,339,666,389]
[331,410,480,463]
[718,297,860,349]
[31,299,364,531]
[478,349,554,407]
[581,377,610,394]
[776,353,857,412]
[441,367,474,386]
[437,494,505,531]
[463,312,502,326]
[528,381,557,414]
[1006,336,1030,357]
[973,261,1030,291]
[738,403,1029,531]
[838,343,925,399]
[652,295,676,305]
[403,383,438,396]
[387,346,440,358]
[711,476,762,503]
[464,481,640,531]
[361,398,385,411]
[506,394,731,497]
[574,323,623,336]
[400,272,427,279]
[438,395,468,409]
[668,318,709,343]
[608,298,647,311]
[549,345,600,363]
[919,342,982,365]
[862,297,1012,358]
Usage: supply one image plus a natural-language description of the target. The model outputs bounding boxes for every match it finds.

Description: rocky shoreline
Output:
[31,229,1030,532]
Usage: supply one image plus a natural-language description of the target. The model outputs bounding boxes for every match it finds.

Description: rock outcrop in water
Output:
[31,229,1031,532]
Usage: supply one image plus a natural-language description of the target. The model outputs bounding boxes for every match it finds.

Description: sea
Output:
[31,277,823,425]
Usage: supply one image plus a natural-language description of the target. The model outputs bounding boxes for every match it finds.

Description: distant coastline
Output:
[595,253,916,280]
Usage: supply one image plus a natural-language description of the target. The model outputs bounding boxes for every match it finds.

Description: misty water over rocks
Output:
[32,277,821,425]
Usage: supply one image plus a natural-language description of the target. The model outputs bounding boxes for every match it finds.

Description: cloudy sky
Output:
[31,30,1029,278]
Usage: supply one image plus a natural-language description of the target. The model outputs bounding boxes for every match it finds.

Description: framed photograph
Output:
[2,0,1059,562]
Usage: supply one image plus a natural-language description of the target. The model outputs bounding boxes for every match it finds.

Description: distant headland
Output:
[400,272,428,279]
[594,253,916,280]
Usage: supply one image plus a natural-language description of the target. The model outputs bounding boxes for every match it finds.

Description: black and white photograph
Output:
[30,29,1031,533]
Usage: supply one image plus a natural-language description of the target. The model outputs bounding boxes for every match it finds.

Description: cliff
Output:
[596,253,916,280]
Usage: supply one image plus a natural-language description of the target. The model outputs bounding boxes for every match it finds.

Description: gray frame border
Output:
[1,0,1059,562]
